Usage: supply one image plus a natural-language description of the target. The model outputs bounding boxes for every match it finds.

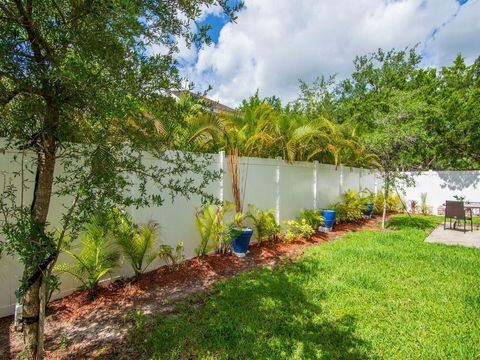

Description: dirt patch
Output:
[0,218,381,359]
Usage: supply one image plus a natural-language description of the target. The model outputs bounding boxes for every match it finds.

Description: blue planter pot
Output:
[364,202,374,218]
[231,228,253,257]
[321,210,336,230]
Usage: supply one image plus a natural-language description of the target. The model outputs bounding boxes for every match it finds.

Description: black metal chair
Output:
[444,200,473,233]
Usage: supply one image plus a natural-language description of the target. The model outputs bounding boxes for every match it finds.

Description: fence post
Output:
[359,168,362,191]
[275,157,281,224]
[313,161,318,209]
[339,164,344,195]
[218,151,224,203]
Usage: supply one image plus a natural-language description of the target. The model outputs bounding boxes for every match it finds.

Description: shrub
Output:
[113,210,158,277]
[156,242,185,269]
[195,202,235,256]
[420,193,432,215]
[409,200,418,214]
[55,214,119,299]
[282,219,315,242]
[373,192,404,215]
[297,209,324,230]
[245,204,279,243]
[330,189,370,223]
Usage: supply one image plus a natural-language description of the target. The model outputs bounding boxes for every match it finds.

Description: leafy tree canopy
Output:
[0,1,242,358]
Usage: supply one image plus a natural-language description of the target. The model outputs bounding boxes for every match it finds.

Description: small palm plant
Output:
[298,209,324,231]
[156,242,185,269]
[195,202,234,256]
[245,204,279,243]
[115,216,159,278]
[420,193,432,215]
[55,215,119,299]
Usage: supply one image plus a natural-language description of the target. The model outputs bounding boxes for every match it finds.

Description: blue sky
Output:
[198,10,228,43]
[197,0,243,43]
[182,0,480,106]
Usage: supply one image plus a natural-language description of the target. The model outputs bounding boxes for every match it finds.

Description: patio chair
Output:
[467,202,480,230]
[444,200,473,233]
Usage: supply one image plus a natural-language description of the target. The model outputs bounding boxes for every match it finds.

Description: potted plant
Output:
[364,202,374,219]
[226,147,254,256]
[230,212,253,257]
[320,209,336,232]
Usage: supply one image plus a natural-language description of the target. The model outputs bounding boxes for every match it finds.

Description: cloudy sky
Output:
[177,0,480,107]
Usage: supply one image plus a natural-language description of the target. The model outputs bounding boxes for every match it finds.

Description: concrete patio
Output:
[426,225,480,248]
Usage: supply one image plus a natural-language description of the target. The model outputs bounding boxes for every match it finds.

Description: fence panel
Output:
[316,164,342,208]
[403,171,480,214]
[0,148,378,317]
[279,161,316,221]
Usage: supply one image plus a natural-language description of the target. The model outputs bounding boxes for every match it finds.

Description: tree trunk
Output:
[23,278,42,359]
[226,148,241,213]
[23,107,57,359]
[381,174,389,229]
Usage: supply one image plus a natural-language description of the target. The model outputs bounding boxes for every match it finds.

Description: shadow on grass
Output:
[386,215,442,231]
[126,260,371,359]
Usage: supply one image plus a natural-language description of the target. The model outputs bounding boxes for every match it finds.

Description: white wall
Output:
[0,150,378,317]
[403,170,480,214]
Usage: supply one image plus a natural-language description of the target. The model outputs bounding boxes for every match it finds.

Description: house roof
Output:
[170,90,235,113]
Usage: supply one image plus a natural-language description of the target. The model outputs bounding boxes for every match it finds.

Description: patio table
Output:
[465,202,480,217]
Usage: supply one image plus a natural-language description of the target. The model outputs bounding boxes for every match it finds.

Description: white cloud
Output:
[182,0,480,107]
[197,3,224,22]
[423,0,480,66]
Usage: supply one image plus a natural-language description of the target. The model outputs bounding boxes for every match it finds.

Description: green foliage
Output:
[55,215,119,298]
[232,212,245,229]
[156,242,185,269]
[245,204,279,243]
[434,55,480,169]
[0,0,241,355]
[281,219,315,242]
[127,215,480,359]
[112,209,158,277]
[372,192,403,215]
[297,209,324,230]
[330,189,371,223]
[419,193,432,215]
[195,202,235,256]
[184,91,373,167]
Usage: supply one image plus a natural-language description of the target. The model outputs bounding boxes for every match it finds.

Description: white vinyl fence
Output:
[0,149,378,318]
[403,170,480,214]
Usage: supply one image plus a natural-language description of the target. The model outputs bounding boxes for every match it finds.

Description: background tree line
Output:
[179,48,479,173]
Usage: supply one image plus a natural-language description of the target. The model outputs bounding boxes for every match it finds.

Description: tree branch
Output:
[0,3,17,19]
[13,0,53,63]
[50,0,66,25]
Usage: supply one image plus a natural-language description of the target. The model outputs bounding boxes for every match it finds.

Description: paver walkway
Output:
[426,224,480,248]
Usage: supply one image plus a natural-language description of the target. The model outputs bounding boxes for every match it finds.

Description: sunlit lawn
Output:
[127,215,480,359]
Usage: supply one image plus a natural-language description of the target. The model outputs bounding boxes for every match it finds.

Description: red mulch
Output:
[0,218,381,359]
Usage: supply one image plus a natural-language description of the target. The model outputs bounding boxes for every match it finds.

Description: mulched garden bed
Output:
[0,218,381,359]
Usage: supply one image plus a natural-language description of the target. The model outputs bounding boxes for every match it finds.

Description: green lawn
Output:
[128,215,480,359]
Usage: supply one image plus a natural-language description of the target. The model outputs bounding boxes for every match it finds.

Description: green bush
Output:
[156,242,185,268]
[245,204,279,243]
[282,219,315,242]
[297,209,324,230]
[55,214,120,299]
[113,209,158,277]
[372,192,404,215]
[195,202,235,256]
[329,189,370,223]
[420,192,432,215]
